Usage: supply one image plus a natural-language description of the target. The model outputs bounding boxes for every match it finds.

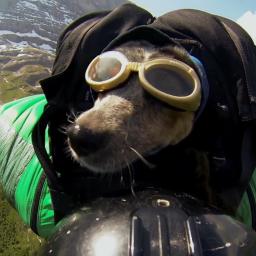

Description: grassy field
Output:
[0,187,43,256]
[0,70,42,103]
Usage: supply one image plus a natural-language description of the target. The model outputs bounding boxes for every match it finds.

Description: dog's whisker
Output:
[63,145,70,155]
[64,145,75,161]
[120,169,124,185]
[66,114,75,125]
[63,141,73,156]
[89,87,96,103]
[128,146,156,169]
[70,108,78,119]
[125,159,137,198]
[66,108,81,125]
[63,139,79,163]
[58,125,68,134]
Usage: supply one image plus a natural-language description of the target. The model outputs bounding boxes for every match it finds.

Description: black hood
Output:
[40,3,256,121]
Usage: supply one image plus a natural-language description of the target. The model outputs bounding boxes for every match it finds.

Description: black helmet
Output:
[40,189,256,256]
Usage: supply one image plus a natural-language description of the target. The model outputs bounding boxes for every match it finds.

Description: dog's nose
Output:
[67,125,107,156]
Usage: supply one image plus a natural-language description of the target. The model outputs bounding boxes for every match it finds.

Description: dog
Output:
[66,41,213,204]
[67,42,194,172]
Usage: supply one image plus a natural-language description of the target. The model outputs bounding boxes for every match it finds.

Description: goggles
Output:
[85,51,201,111]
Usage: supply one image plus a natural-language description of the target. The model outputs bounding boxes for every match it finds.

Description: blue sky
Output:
[130,0,256,20]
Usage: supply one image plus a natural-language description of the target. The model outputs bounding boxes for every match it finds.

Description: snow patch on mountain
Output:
[0,30,53,42]
[18,1,39,11]
[0,0,127,53]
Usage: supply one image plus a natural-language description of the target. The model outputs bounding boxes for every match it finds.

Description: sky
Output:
[130,0,256,44]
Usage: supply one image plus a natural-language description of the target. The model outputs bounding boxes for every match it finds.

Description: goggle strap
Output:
[190,56,209,121]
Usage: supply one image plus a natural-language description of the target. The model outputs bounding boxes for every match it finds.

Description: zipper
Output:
[246,184,256,230]
[30,172,47,235]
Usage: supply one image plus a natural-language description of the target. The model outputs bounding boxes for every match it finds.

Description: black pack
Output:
[33,3,256,221]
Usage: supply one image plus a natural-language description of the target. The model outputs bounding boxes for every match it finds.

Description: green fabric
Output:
[0,94,55,238]
[0,118,35,204]
[15,156,44,227]
[249,169,256,205]
[0,94,46,142]
[37,182,55,238]
[236,191,252,227]
[236,168,256,227]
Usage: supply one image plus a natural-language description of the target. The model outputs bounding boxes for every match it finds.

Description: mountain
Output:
[0,0,127,52]
[0,0,127,103]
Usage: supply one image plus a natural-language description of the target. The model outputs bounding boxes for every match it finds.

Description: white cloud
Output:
[237,11,256,45]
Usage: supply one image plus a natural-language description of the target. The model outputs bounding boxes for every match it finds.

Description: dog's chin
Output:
[69,147,129,174]
[76,158,115,173]
[69,145,164,174]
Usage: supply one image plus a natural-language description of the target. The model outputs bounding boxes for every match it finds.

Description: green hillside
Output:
[0,48,54,103]
[0,187,43,256]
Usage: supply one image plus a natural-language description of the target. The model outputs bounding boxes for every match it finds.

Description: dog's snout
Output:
[67,125,107,156]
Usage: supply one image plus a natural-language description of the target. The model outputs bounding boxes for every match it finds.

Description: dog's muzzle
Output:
[67,124,108,156]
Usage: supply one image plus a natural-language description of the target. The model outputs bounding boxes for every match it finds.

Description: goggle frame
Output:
[85,51,201,111]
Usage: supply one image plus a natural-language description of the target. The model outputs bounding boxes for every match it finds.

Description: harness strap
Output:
[32,105,60,190]
[32,104,75,223]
